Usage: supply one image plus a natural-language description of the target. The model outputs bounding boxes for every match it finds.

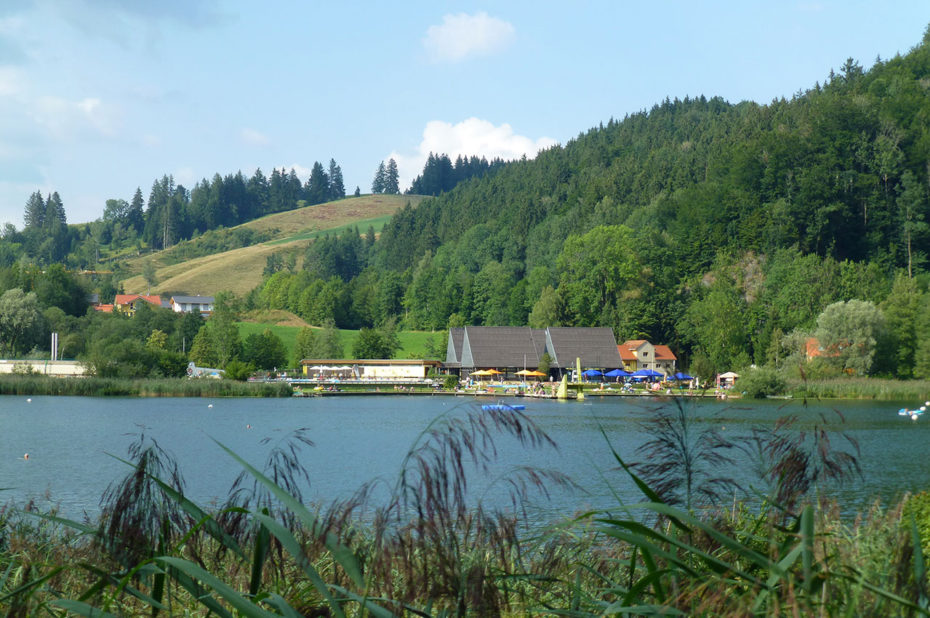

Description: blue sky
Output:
[1,1,928,227]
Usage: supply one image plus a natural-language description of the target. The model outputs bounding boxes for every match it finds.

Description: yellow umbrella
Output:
[470,369,492,376]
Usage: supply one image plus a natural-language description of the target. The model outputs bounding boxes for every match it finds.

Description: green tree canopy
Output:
[0,288,43,356]
[814,299,889,376]
[242,328,288,370]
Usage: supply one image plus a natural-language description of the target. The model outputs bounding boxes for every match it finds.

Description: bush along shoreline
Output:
[0,374,293,397]
[2,399,929,615]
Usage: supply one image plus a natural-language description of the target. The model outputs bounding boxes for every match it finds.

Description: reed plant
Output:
[787,376,930,401]
[0,375,293,397]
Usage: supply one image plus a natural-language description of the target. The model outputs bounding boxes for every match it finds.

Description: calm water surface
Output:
[1,394,927,523]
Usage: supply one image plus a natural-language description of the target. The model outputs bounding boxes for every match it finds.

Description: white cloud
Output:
[240,127,270,147]
[423,12,515,62]
[277,163,311,181]
[390,117,557,190]
[30,95,120,139]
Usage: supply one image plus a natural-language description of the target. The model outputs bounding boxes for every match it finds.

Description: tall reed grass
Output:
[788,377,930,400]
[0,375,292,397]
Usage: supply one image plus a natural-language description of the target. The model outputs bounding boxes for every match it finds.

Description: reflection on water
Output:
[0,394,927,523]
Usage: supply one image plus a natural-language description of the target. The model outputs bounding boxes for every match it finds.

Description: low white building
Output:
[300,359,441,381]
[0,360,86,377]
[169,295,214,315]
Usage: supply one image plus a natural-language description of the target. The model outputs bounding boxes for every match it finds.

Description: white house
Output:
[169,295,214,315]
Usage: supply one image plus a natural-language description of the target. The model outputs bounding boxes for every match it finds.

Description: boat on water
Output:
[482,402,526,412]
[898,400,929,420]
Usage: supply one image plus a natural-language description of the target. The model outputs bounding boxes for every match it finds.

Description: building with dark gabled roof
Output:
[545,327,622,369]
[445,326,621,377]
[445,327,466,369]
[458,327,546,370]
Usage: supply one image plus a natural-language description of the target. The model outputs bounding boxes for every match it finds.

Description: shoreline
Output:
[0,374,926,401]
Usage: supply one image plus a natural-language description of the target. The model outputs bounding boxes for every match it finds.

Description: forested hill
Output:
[259,30,930,379]
[379,43,930,274]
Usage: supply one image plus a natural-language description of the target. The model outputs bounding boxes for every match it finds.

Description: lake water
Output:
[1,394,928,524]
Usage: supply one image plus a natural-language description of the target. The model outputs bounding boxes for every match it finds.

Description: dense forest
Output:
[3,30,930,381]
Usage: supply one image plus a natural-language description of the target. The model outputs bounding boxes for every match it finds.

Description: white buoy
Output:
[246,424,252,429]
[208,403,213,408]
[912,413,919,421]
[23,453,29,460]
[26,398,31,403]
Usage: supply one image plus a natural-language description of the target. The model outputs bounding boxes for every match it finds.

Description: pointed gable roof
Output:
[459,326,544,369]
[115,294,165,308]
[445,327,465,366]
[546,327,621,368]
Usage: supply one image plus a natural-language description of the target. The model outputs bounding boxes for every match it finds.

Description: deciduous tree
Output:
[813,299,888,376]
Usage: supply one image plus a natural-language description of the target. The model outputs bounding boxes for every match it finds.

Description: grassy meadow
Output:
[120,195,423,297]
[236,316,445,367]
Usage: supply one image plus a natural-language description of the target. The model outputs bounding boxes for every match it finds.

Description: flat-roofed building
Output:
[299,359,441,381]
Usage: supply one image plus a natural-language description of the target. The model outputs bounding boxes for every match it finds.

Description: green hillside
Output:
[120,194,423,296]
[253,34,930,379]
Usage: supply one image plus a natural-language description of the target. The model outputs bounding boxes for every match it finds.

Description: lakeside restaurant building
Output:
[444,326,623,379]
[299,359,441,381]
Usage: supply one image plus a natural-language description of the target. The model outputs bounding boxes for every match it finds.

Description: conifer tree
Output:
[372,161,386,194]
[23,191,45,229]
[384,158,400,194]
[128,187,145,236]
[328,158,345,200]
[45,192,67,227]
[306,161,330,205]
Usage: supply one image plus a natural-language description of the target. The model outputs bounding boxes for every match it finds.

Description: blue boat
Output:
[482,403,526,412]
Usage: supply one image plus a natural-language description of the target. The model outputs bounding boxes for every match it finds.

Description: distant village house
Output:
[169,295,215,315]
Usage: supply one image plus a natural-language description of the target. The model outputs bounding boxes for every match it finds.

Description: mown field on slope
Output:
[235,311,445,367]
[121,194,424,297]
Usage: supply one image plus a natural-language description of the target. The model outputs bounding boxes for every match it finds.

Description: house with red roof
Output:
[618,340,677,377]
[114,294,169,315]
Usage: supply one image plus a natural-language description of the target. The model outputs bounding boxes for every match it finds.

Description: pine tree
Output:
[328,158,345,200]
[128,187,145,236]
[385,158,400,194]
[372,161,386,194]
[23,191,45,229]
[248,168,269,215]
[306,161,330,205]
[45,192,67,228]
